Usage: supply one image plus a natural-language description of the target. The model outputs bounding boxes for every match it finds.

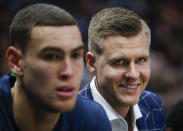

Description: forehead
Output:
[102,31,150,58]
[27,25,83,52]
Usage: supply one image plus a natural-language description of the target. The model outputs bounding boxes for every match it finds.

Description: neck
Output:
[113,105,133,131]
[112,103,130,118]
[11,80,60,131]
[125,109,133,131]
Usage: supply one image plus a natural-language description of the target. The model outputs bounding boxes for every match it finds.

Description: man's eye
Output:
[44,54,61,61]
[113,59,128,66]
[136,57,146,64]
[71,52,83,59]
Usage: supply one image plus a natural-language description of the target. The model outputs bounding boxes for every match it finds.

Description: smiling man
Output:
[0,4,111,131]
[80,7,166,131]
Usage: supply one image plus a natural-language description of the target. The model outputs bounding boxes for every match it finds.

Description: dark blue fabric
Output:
[79,82,166,131]
[0,73,111,131]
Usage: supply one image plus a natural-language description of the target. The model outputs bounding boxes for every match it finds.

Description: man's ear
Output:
[86,52,97,74]
[6,46,23,75]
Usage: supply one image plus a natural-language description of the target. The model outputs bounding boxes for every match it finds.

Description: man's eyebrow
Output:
[39,45,84,54]
[40,47,64,54]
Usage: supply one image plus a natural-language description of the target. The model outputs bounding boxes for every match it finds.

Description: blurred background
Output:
[0,0,183,114]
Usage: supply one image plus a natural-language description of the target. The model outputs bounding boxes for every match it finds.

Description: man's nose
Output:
[124,63,139,80]
[58,58,73,80]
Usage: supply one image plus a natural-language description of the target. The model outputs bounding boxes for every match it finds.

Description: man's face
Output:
[93,31,150,108]
[20,25,84,112]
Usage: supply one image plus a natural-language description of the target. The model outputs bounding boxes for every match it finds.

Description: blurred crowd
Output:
[0,0,183,114]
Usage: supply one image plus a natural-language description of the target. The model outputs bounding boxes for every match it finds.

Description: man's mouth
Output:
[118,83,140,90]
[57,88,73,91]
[122,85,138,89]
[56,86,76,98]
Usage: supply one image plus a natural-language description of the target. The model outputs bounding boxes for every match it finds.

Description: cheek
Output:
[98,67,122,88]
[23,62,56,87]
[103,66,123,81]
[141,65,150,84]
[73,62,83,80]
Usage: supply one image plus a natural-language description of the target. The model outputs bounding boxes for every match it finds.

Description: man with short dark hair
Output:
[0,3,111,131]
[80,7,166,131]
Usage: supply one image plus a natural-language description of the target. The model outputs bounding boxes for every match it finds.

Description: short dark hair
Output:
[10,3,77,54]
[88,7,150,57]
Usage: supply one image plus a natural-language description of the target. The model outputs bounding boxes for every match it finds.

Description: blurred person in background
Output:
[166,100,183,131]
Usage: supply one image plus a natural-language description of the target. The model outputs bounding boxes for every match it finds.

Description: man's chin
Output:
[118,96,140,107]
[124,98,139,106]
[60,104,76,113]
[57,98,77,113]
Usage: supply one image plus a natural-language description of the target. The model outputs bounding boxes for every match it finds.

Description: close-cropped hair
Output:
[9,3,77,54]
[88,7,151,57]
